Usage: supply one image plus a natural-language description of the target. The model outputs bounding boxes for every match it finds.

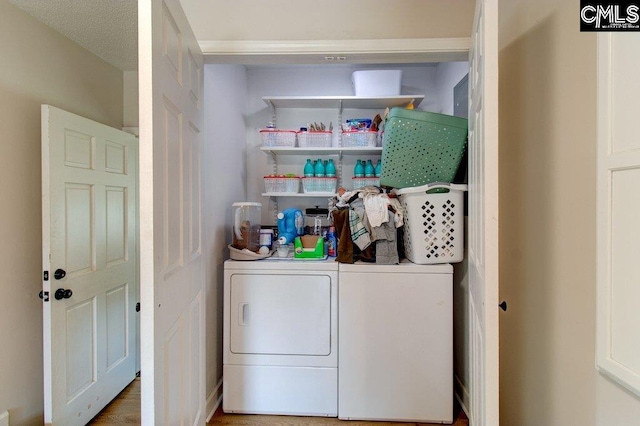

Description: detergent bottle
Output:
[325,159,336,177]
[365,159,375,177]
[314,158,325,177]
[303,159,315,177]
[375,159,382,177]
[326,226,337,257]
[276,208,304,244]
[354,160,365,177]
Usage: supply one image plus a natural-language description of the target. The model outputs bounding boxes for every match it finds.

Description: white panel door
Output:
[596,33,640,396]
[139,0,205,424]
[467,0,499,424]
[41,105,138,425]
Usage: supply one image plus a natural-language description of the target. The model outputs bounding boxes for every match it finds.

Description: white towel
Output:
[363,193,390,228]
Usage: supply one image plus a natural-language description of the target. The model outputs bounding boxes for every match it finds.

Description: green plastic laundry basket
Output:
[380,108,468,189]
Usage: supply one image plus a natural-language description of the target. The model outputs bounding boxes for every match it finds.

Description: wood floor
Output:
[88,378,141,425]
[89,378,469,426]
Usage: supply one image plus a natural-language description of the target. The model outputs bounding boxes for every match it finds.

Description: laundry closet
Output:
[210,62,470,423]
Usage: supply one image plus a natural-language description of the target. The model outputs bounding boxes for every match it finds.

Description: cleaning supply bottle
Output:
[314,158,325,177]
[375,159,382,177]
[325,159,336,177]
[303,159,314,177]
[365,159,375,177]
[327,226,337,257]
[354,160,364,177]
[276,208,304,244]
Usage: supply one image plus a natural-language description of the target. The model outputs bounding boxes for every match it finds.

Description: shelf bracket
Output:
[338,99,343,138]
[269,151,277,175]
[272,197,279,224]
[338,151,343,190]
[266,99,276,127]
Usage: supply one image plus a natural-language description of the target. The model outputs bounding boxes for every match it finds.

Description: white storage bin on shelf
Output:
[260,129,297,147]
[352,70,403,97]
[302,177,338,194]
[297,131,333,147]
[395,183,468,264]
[351,177,380,189]
[342,131,377,147]
[263,176,300,194]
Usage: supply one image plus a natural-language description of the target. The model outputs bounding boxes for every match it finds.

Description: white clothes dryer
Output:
[223,259,338,416]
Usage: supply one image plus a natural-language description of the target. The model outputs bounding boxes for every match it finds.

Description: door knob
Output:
[54,288,73,300]
[54,269,66,280]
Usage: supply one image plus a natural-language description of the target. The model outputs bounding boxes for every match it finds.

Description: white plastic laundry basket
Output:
[395,183,467,264]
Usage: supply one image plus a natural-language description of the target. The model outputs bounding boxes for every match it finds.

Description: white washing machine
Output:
[223,259,338,416]
[338,261,453,423]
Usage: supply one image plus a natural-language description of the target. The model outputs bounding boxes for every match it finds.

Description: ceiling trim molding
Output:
[199,37,471,58]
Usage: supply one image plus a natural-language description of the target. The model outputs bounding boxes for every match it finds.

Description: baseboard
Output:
[454,374,470,419]
[205,378,223,422]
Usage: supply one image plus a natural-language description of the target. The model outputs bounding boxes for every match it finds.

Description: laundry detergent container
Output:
[380,108,468,189]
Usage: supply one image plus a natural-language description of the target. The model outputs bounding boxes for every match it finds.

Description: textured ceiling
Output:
[10,0,138,71]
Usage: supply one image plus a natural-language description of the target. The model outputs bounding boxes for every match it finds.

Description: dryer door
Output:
[229,273,331,356]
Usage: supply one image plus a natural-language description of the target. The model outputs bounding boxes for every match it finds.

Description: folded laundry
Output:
[388,197,404,228]
[349,209,370,251]
[330,186,404,263]
[372,210,399,264]
[331,209,354,264]
[363,193,389,228]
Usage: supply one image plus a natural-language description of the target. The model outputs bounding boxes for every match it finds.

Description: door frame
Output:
[139,17,497,424]
[197,38,487,417]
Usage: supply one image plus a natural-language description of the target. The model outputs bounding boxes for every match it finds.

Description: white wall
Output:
[180,0,475,42]
[203,64,248,407]
[596,376,640,424]
[0,3,124,425]
[435,62,469,115]
[498,0,640,424]
[123,70,139,129]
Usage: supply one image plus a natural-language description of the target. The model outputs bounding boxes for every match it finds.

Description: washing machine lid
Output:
[229,273,331,356]
[339,260,453,274]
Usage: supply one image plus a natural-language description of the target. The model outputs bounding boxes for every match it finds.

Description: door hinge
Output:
[43,271,49,281]
[136,302,140,312]
[39,291,50,302]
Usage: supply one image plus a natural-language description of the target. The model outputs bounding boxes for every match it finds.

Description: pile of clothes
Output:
[329,186,404,264]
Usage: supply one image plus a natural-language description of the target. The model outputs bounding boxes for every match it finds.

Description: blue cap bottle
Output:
[314,158,325,177]
[326,159,336,177]
[365,159,375,177]
[375,159,382,177]
[304,159,314,177]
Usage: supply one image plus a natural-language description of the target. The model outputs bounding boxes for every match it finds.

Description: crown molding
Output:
[200,38,470,64]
